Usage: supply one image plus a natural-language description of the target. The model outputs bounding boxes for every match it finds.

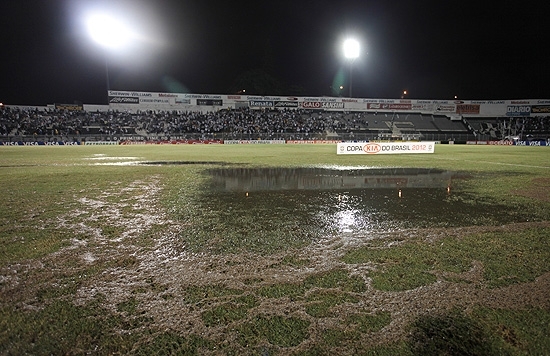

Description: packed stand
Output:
[0,107,135,137]
[2,105,549,142]
[0,107,353,140]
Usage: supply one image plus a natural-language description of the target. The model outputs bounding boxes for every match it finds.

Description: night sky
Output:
[1,0,549,105]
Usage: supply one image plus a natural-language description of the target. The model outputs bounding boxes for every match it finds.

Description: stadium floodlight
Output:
[85,12,136,96]
[86,13,134,50]
[343,39,360,97]
[343,39,360,59]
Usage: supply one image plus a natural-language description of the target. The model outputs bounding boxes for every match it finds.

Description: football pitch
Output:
[1,144,549,355]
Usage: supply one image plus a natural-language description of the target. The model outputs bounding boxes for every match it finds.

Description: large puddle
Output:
[177,167,531,253]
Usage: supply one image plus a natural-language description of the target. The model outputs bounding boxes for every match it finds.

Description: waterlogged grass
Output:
[1,145,550,354]
[258,268,367,301]
[178,268,369,349]
[133,333,214,355]
[342,226,550,291]
[305,289,359,317]
[0,164,162,264]
[304,268,367,293]
[202,294,259,327]
[407,307,550,356]
[292,311,394,354]
[0,227,71,262]
[183,284,244,304]
[0,298,140,355]
[0,144,549,172]
[409,309,511,356]
[237,314,310,348]
[315,312,392,348]
[472,307,550,354]
[275,254,310,268]
[258,282,306,300]
[347,311,393,333]
[173,189,327,254]
[163,169,549,257]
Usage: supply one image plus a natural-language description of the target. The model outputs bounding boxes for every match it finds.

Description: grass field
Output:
[1,144,549,355]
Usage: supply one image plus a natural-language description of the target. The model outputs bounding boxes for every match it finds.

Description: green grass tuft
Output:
[342,227,550,291]
[237,314,310,348]
[305,289,359,317]
[408,309,513,356]
[347,311,392,333]
[202,294,258,327]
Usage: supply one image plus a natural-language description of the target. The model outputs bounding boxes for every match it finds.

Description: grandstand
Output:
[1,93,549,144]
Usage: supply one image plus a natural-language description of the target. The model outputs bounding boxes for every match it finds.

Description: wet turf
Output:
[1,145,549,355]
[172,167,538,254]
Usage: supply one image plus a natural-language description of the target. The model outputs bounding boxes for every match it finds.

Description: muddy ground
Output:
[2,175,549,353]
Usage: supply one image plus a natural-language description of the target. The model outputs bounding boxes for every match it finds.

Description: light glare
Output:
[86,13,133,49]
[343,39,360,59]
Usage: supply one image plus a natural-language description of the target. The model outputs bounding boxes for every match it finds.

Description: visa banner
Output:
[337,142,435,155]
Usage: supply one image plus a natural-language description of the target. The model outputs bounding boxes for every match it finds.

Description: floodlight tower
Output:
[343,39,360,98]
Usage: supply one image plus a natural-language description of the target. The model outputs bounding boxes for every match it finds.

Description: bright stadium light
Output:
[343,39,360,97]
[86,13,135,50]
[85,12,138,97]
[71,1,170,102]
[343,39,360,60]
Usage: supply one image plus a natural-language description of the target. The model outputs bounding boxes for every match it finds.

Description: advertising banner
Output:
[54,103,84,111]
[287,140,341,144]
[434,104,456,113]
[249,100,274,107]
[223,140,286,144]
[456,104,480,114]
[109,96,139,104]
[197,99,223,106]
[337,142,435,155]
[301,102,344,109]
[506,105,531,116]
[119,139,222,145]
[140,98,171,105]
[531,105,550,114]
[0,141,81,146]
[274,101,299,108]
[175,98,191,105]
[367,103,412,110]
[83,141,119,145]
[514,140,548,146]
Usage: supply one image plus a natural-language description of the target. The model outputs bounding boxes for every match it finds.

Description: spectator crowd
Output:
[1,105,549,141]
[0,107,356,139]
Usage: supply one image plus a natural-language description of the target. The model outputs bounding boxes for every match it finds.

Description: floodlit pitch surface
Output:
[1,144,549,355]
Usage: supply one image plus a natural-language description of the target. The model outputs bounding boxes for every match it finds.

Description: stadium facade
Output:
[1,90,549,145]
[102,90,550,119]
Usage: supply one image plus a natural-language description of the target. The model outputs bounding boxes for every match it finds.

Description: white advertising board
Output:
[337,142,435,155]
[106,90,550,117]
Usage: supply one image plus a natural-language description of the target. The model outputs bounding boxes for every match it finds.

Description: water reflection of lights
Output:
[334,193,371,234]
[201,167,494,238]
[335,209,359,233]
[337,194,349,203]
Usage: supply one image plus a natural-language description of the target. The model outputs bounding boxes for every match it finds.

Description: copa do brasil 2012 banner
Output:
[337,142,436,155]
